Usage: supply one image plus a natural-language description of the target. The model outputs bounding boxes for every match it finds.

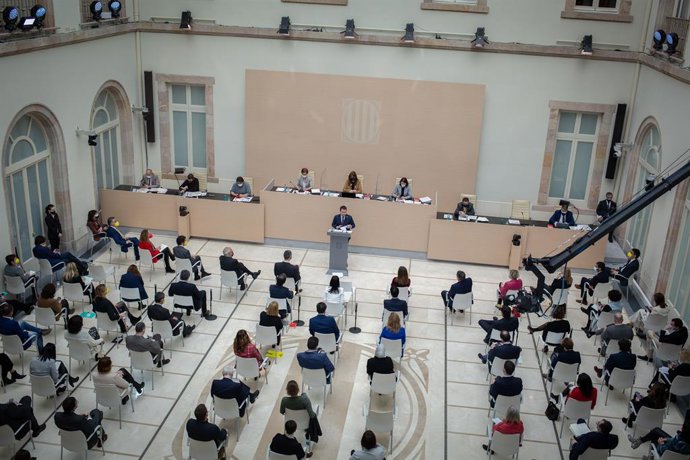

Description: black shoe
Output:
[593,366,603,378]
[32,423,47,437]
[201,271,212,279]
[580,307,589,314]
[249,390,260,403]
[194,274,201,281]
[69,376,80,386]
[11,370,25,380]
[550,393,559,401]
[252,270,261,279]
[585,331,593,339]
[112,336,124,344]
[543,346,549,353]
[157,358,170,368]
[97,433,108,447]
[186,309,191,316]
[637,355,650,362]
[121,395,130,405]
[477,353,487,364]
[458,309,464,313]
[166,268,176,274]
[239,284,246,291]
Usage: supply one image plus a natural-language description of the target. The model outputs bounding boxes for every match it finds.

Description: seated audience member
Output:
[173,235,211,280]
[37,282,73,321]
[350,430,386,460]
[546,337,581,387]
[630,417,690,457]
[391,265,411,289]
[119,264,148,307]
[30,343,79,394]
[65,315,103,360]
[86,210,106,241]
[140,168,160,188]
[93,356,144,401]
[575,262,609,305]
[384,286,408,320]
[569,419,618,460]
[309,301,340,341]
[3,254,37,299]
[297,168,312,192]
[92,284,141,334]
[260,301,284,345]
[63,261,95,303]
[125,322,169,367]
[233,329,263,365]
[230,176,252,198]
[441,270,473,313]
[479,306,519,345]
[323,275,345,305]
[545,268,573,295]
[0,396,46,442]
[392,177,413,200]
[380,312,406,351]
[32,235,88,274]
[650,347,690,388]
[453,196,475,219]
[343,171,362,194]
[54,397,106,449]
[274,250,301,291]
[280,379,317,419]
[105,217,140,261]
[629,292,673,335]
[527,306,571,352]
[12,449,34,460]
[0,351,25,385]
[138,230,176,273]
[297,336,335,383]
[622,382,666,428]
[211,366,260,417]
[581,289,623,333]
[562,373,597,409]
[168,270,209,318]
[270,273,294,317]
[179,173,200,193]
[489,361,522,407]
[496,269,523,306]
[219,246,260,289]
[148,292,195,337]
[0,303,45,352]
[639,317,689,363]
[186,404,228,452]
[270,420,311,459]
[0,291,32,318]
[590,312,633,355]
[483,406,524,452]
[549,201,576,227]
[609,248,640,286]
[478,330,522,372]
[594,339,636,384]
[367,344,395,379]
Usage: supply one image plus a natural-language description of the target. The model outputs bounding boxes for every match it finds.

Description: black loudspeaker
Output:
[605,103,627,179]
[143,71,156,143]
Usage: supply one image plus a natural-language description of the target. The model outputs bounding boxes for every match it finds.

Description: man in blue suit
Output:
[32,235,88,275]
[489,360,522,407]
[309,302,340,341]
[331,205,356,230]
[269,274,293,317]
[548,201,576,227]
[441,270,473,313]
[569,419,618,460]
[0,303,44,352]
[478,331,521,372]
[211,366,259,417]
[297,336,335,383]
[594,338,636,384]
[105,217,140,260]
[168,270,209,318]
[384,286,408,319]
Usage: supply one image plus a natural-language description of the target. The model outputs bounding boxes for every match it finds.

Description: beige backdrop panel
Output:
[245,70,484,212]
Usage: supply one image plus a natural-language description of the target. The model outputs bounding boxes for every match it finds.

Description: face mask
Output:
[237,182,244,187]
[302,174,308,178]
[114,221,120,227]
[626,251,633,258]
[401,183,407,187]
[105,288,110,295]
[594,266,598,271]
[94,214,99,218]
[183,241,188,247]
[146,175,151,179]
[14,258,20,265]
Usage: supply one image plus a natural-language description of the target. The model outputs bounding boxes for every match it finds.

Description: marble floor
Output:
[0,234,684,459]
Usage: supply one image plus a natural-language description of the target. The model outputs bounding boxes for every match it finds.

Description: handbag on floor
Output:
[545,401,560,421]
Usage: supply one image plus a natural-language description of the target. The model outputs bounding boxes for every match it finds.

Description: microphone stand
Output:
[294,292,304,326]
[206,289,218,321]
[349,300,361,334]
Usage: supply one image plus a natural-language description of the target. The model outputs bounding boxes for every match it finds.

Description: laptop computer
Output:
[341,191,357,198]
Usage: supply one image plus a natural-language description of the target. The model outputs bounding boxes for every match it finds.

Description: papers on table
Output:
[184,191,207,198]
[508,219,521,225]
[310,188,321,194]
[276,187,293,193]
[403,199,414,204]
[376,196,388,201]
[356,193,364,199]
[419,196,432,204]
[443,213,453,220]
[476,217,490,223]
[150,187,168,194]
[323,191,339,197]
[331,272,344,277]
[569,423,591,438]
[570,225,592,231]
[233,197,253,202]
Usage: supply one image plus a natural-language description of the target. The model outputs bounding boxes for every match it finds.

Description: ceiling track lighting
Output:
[108,0,122,19]
[2,6,19,32]
[90,1,103,21]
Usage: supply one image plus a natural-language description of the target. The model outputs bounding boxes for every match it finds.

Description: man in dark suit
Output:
[297,336,335,383]
[179,173,200,193]
[105,217,140,260]
[125,322,169,367]
[489,361,522,407]
[478,306,519,344]
[610,248,640,286]
[219,246,260,290]
[309,302,340,341]
[54,397,106,449]
[575,262,609,305]
[32,235,88,274]
[0,303,44,352]
[594,339,636,384]
[384,286,408,319]
[547,337,581,382]
[0,396,46,439]
[639,318,689,362]
[269,420,310,459]
[211,367,259,417]
[269,273,294,317]
[274,250,301,291]
[168,270,209,318]
[569,419,618,460]
[186,404,227,449]
[441,270,473,313]
[596,192,617,242]
[548,202,576,227]
[478,331,522,372]
[173,235,210,280]
[331,205,356,230]
[147,292,195,337]
[366,343,395,379]
[453,196,476,219]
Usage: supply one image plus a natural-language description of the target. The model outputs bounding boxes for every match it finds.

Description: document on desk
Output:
[570,225,592,231]
[376,196,388,201]
[151,187,168,194]
[476,217,490,223]
[233,197,253,202]
[508,219,521,225]
[311,189,321,194]
[133,188,150,193]
[419,196,432,204]
[569,423,591,438]
[403,199,414,204]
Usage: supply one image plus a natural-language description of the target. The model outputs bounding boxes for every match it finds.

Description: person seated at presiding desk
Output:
[384,286,408,320]
[54,397,107,450]
[275,249,301,292]
[186,404,228,454]
[168,269,209,318]
[33,235,89,275]
[270,273,294,317]
[479,306,519,345]
[148,292,196,337]
[332,205,356,230]
[86,209,106,241]
[548,201,576,227]
[92,284,141,334]
[478,330,521,372]
[593,338,636,384]
[575,262,609,305]
[297,336,335,384]
[138,229,176,273]
[0,395,46,441]
[140,168,160,188]
[350,430,386,460]
[453,196,475,219]
[489,361,522,407]
[105,217,140,261]
[270,420,312,459]
[343,170,363,194]
[441,270,472,313]
[174,235,211,280]
[609,248,640,287]
[392,177,413,200]
[119,264,148,308]
[367,343,395,380]
[310,301,340,341]
[229,176,251,198]
[219,246,261,290]
[179,173,199,193]
[297,167,312,191]
[126,321,170,367]
[211,366,260,417]
[569,419,618,460]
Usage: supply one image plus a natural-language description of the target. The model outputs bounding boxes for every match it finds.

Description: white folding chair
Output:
[302,367,332,407]
[599,339,621,363]
[255,324,282,353]
[96,311,123,344]
[284,408,313,450]
[235,356,269,384]
[591,282,612,304]
[315,332,342,363]
[95,383,133,429]
[120,286,143,308]
[0,422,35,455]
[89,264,116,286]
[4,275,35,302]
[601,368,636,405]
[35,305,61,343]
[365,408,394,451]
[59,427,105,458]
[63,281,90,310]
[487,357,518,381]
[189,438,226,460]
[592,312,615,342]
[548,362,579,396]
[152,318,184,353]
[130,349,164,391]
[213,395,249,442]
[380,337,404,364]
[559,398,592,437]
[325,301,346,328]
[551,288,569,306]
[23,258,40,276]
[577,447,611,459]
[664,374,690,414]
[66,338,95,377]
[109,238,133,263]
[1,333,34,373]
[489,394,522,418]
[396,286,410,302]
[175,257,195,277]
[629,404,666,438]
[38,258,64,284]
[486,329,517,351]
[173,294,196,316]
[651,445,690,459]
[220,269,246,302]
[371,371,399,413]
[267,450,296,459]
[654,342,683,364]
[447,292,473,326]
[538,330,568,370]
[30,372,67,409]
[645,314,668,335]
[486,430,520,460]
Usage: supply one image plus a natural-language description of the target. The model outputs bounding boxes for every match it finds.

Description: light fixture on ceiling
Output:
[471,27,489,48]
[108,0,122,19]
[401,23,414,44]
[2,6,19,31]
[30,4,46,29]
[180,10,192,30]
[342,19,356,39]
[278,16,290,35]
[90,1,103,21]
[581,34,593,56]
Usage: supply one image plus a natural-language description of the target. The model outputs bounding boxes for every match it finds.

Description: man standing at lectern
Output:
[331,205,356,230]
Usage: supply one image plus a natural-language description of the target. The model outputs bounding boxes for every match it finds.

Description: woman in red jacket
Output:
[565,372,598,410]
[138,229,175,273]
[484,406,523,452]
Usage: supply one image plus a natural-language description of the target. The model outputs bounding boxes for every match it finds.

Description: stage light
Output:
[645,174,656,191]
[30,5,46,29]
[471,27,489,48]
[88,135,98,147]
[90,1,103,21]
[342,19,356,39]
[18,17,36,31]
[108,0,122,19]
[180,10,192,30]
[401,23,414,43]
[666,32,679,55]
[278,16,290,35]
[581,35,593,55]
[3,6,19,31]
[652,29,666,51]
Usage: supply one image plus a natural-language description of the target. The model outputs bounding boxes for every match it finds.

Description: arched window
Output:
[3,115,54,259]
[91,89,121,192]
[668,187,690,321]
[626,126,660,255]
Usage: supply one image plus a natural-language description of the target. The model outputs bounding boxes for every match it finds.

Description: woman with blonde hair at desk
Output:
[343,171,362,194]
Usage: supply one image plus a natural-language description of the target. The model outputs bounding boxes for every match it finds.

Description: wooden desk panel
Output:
[101,189,179,230]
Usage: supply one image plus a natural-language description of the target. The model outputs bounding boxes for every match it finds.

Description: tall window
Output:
[3,115,53,260]
[627,126,661,255]
[548,112,599,203]
[170,84,207,170]
[668,188,690,321]
[575,0,618,10]
[91,89,121,192]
